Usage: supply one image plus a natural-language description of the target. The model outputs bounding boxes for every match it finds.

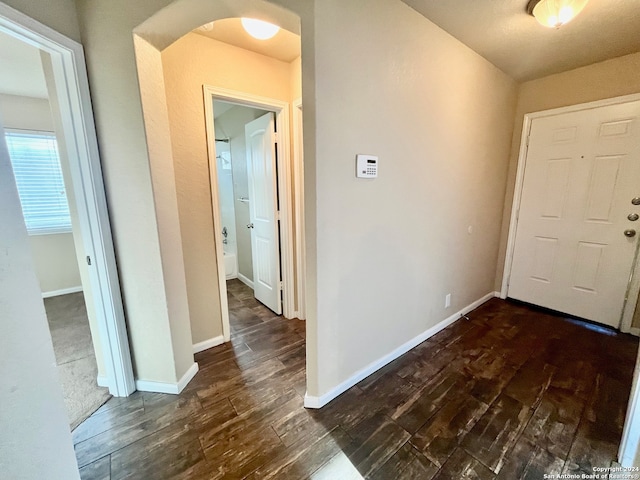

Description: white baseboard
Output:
[42,285,83,298]
[96,375,109,388]
[193,335,225,354]
[237,273,254,289]
[135,362,199,395]
[304,291,496,409]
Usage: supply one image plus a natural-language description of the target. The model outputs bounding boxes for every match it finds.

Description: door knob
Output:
[624,229,636,238]
[629,213,639,221]
[247,223,254,229]
[633,197,640,206]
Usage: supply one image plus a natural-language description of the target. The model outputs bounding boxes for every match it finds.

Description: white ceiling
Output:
[194,18,300,63]
[0,31,48,98]
[402,0,640,81]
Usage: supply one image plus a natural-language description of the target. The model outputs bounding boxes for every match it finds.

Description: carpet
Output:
[44,292,111,431]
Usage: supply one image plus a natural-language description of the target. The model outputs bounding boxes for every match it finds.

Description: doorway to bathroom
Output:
[213,100,278,308]
[204,86,304,343]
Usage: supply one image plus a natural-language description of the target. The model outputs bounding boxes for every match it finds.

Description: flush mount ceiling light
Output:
[527,0,589,28]
[241,18,280,40]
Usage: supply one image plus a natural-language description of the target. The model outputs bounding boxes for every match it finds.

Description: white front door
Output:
[508,100,640,328]
[246,112,282,315]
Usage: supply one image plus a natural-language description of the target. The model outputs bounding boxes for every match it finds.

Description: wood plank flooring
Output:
[76,281,638,479]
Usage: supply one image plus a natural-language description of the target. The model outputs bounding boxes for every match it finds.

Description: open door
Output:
[245,112,282,315]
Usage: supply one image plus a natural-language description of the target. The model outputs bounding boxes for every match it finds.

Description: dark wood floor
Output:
[76,281,638,479]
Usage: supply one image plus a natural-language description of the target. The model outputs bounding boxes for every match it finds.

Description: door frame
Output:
[0,2,135,396]
[620,357,640,467]
[500,93,640,335]
[292,98,305,319]
[203,85,296,341]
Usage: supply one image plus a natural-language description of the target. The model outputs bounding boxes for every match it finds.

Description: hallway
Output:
[75,291,637,479]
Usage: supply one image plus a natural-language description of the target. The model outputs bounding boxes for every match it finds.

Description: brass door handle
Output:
[624,229,636,238]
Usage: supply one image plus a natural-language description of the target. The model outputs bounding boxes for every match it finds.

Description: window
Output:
[5,130,72,235]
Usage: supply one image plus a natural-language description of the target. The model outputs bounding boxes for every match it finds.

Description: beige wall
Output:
[291,56,301,100]
[2,0,81,42]
[74,0,195,384]
[311,0,517,394]
[495,52,640,329]
[0,94,82,294]
[161,33,296,344]
[29,233,80,293]
[134,35,195,380]
[0,93,52,130]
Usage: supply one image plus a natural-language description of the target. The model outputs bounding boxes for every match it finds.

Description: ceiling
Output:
[0,31,48,98]
[2,4,637,99]
[194,18,300,63]
[402,0,640,81]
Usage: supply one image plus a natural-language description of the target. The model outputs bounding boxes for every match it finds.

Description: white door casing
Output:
[246,112,282,315]
[293,98,306,320]
[508,100,640,328]
[203,86,297,345]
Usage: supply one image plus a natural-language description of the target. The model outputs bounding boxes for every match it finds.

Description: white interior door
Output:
[246,112,282,314]
[509,100,640,328]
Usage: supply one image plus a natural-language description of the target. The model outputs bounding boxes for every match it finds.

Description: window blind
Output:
[5,130,72,235]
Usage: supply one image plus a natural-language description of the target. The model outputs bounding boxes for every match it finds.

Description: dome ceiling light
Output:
[241,18,280,40]
[527,0,589,28]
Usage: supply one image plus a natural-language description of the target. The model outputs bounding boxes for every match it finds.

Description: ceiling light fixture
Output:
[241,18,280,40]
[527,0,589,28]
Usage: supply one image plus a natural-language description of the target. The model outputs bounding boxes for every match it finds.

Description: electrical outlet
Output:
[445,293,451,309]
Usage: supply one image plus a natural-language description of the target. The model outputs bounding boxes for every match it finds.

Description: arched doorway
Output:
[131,0,317,398]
